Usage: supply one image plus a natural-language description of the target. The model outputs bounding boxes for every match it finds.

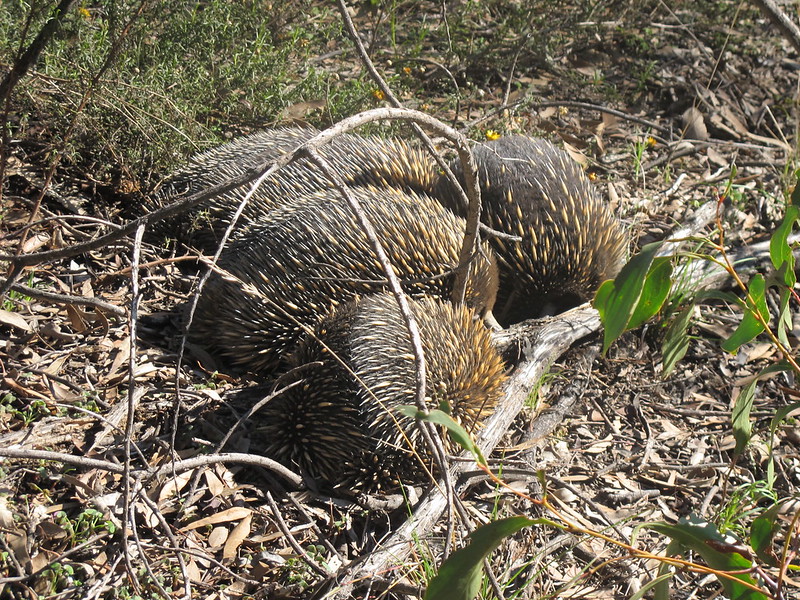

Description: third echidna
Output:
[439,135,628,324]
[190,185,498,375]
[260,293,508,490]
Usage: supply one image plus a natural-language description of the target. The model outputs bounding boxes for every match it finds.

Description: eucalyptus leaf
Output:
[397,406,486,466]
[647,515,766,599]
[594,241,665,353]
[721,274,768,353]
[424,517,537,600]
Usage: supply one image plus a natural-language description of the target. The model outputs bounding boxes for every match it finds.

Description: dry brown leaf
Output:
[43,354,69,377]
[136,496,162,529]
[101,337,131,385]
[741,342,776,363]
[65,304,89,332]
[158,470,195,505]
[538,106,558,120]
[208,525,229,548]
[185,533,213,569]
[682,106,708,140]
[185,559,203,584]
[80,278,94,298]
[21,232,50,254]
[183,507,252,531]
[205,469,226,497]
[562,142,589,167]
[47,378,76,401]
[279,99,326,123]
[223,512,252,562]
[221,580,247,599]
[0,309,32,332]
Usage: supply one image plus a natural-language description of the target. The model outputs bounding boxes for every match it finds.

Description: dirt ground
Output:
[1,1,799,599]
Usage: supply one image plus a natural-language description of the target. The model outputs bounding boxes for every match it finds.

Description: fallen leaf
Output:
[0,309,32,332]
[208,525,229,548]
[183,507,252,531]
[223,512,252,562]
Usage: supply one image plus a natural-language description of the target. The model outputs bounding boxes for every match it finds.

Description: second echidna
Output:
[150,127,442,250]
[439,135,628,324]
[260,293,508,489]
[190,185,498,375]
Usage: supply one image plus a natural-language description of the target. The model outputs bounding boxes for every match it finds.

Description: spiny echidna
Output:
[438,135,628,324]
[190,185,498,375]
[261,293,507,490]
[150,127,441,250]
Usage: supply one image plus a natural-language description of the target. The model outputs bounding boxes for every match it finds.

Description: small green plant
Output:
[281,544,331,588]
[630,135,656,182]
[1,272,36,311]
[2,397,52,427]
[591,172,800,599]
[716,482,779,538]
[55,508,117,546]
[117,585,145,600]
[634,59,657,93]
[193,371,220,391]
[42,562,82,594]
[283,557,313,589]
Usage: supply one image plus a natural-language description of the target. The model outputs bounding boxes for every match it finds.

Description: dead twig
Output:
[0,448,304,488]
[7,281,126,317]
[753,0,800,55]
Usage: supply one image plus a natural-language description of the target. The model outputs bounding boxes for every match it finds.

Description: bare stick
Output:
[267,492,333,579]
[6,281,126,316]
[0,448,304,488]
[121,223,145,590]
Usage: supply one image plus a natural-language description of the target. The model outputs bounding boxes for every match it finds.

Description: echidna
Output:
[438,135,628,324]
[261,293,507,489]
[190,186,498,375]
[150,127,441,250]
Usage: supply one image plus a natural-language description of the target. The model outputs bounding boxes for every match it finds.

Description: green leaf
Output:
[721,274,769,353]
[661,304,694,378]
[628,257,673,330]
[775,286,792,347]
[770,203,799,282]
[732,380,756,457]
[790,169,800,206]
[769,397,800,433]
[424,517,537,600]
[594,241,666,353]
[732,363,791,457]
[750,503,782,567]
[397,406,486,466]
[632,572,674,600]
[695,289,743,304]
[647,515,766,599]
